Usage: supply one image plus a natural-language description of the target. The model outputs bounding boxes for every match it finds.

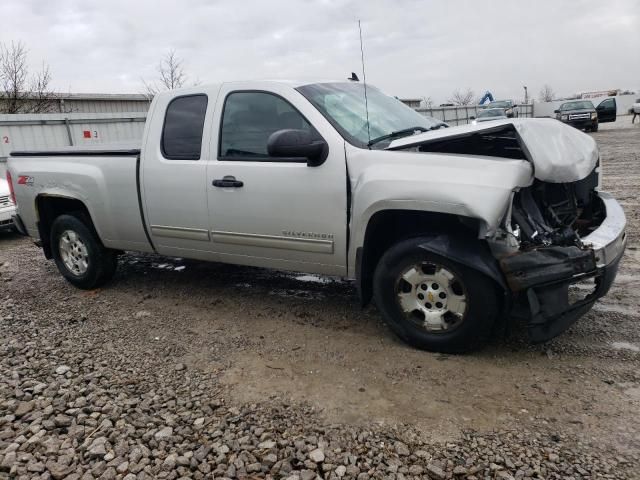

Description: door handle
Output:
[212,175,244,188]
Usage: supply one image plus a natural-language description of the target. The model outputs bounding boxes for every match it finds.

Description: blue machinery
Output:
[478,91,494,105]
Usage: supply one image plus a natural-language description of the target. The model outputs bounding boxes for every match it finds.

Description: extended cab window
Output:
[219,91,317,160]
[162,94,208,160]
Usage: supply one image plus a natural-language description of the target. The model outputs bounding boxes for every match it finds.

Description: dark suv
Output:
[554,98,617,132]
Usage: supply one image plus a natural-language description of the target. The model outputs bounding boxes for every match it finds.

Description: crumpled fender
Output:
[416,233,507,290]
[354,233,509,309]
[346,147,534,276]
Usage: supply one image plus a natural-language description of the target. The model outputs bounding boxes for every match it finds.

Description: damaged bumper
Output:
[500,192,626,342]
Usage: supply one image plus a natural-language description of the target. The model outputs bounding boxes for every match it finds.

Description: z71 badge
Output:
[17,175,34,186]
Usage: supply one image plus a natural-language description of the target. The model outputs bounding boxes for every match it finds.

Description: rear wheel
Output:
[373,238,500,353]
[50,214,117,289]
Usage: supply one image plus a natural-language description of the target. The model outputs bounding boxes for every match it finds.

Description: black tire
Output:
[373,238,500,353]
[50,214,117,289]
[591,123,598,132]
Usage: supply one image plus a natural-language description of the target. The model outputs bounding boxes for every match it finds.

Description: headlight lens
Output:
[561,115,569,121]
[591,112,597,120]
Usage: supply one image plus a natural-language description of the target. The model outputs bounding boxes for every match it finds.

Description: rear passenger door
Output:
[141,92,218,259]
[205,84,348,275]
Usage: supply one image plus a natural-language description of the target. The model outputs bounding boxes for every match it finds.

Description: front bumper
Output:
[0,205,16,229]
[501,192,626,342]
[560,118,597,130]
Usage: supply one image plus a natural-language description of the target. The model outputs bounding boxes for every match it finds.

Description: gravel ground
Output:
[1,125,639,479]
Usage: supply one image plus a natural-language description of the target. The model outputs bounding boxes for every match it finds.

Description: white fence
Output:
[416,104,534,126]
[0,112,146,161]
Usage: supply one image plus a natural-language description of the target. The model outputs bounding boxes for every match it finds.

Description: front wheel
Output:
[50,214,117,289]
[373,238,501,353]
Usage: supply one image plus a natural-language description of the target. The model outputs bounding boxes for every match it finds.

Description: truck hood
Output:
[388,118,598,183]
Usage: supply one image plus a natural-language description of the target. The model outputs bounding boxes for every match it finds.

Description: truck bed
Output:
[8,146,153,253]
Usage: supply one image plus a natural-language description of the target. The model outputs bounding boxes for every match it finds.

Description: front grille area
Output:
[0,195,11,207]
[569,113,590,120]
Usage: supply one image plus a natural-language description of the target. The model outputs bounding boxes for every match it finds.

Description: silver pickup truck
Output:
[6,80,626,352]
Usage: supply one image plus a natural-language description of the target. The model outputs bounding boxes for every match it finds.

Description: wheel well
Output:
[357,210,481,306]
[36,196,93,259]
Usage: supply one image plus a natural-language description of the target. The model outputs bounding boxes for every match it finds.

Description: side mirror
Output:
[267,129,328,167]
[553,109,560,113]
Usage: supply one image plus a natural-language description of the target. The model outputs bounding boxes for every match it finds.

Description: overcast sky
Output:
[2,0,639,103]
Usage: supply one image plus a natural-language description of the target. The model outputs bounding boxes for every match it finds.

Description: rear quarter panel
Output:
[8,155,152,252]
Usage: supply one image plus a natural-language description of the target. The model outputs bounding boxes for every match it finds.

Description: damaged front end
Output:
[498,168,626,342]
[387,119,626,341]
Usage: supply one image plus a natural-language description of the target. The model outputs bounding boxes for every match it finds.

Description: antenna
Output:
[358,20,371,145]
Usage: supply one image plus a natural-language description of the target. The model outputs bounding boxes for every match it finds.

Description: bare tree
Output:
[0,41,56,114]
[421,96,434,109]
[448,88,475,106]
[143,50,190,98]
[539,84,555,102]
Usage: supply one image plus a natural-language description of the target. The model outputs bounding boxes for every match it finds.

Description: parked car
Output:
[7,80,626,353]
[555,98,617,131]
[0,168,16,231]
[471,108,507,124]
[484,100,517,118]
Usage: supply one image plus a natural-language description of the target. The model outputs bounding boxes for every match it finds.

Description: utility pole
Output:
[523,85,529,104]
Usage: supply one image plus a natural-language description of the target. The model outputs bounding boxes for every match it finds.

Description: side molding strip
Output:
[150,225,211,242]
[211,230,334,254]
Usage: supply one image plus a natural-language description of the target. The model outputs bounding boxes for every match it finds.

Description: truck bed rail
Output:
[10,149,141,157]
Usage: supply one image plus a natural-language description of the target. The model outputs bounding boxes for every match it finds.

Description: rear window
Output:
[161,94,208,160]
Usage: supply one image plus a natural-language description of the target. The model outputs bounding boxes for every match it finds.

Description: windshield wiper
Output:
[367,126,428,147]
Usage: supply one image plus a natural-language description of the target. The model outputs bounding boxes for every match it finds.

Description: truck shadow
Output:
[114,251,539,356]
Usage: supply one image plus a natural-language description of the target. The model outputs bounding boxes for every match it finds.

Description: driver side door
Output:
[596,98,617,123]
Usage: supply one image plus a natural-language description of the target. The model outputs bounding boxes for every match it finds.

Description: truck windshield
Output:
[560,101,594,111]
[297,82,443,148]
[478,108,505,118]
[487,101,511,108]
